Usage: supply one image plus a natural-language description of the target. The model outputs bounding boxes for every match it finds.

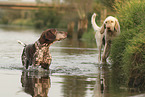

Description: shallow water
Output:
[0,27,144,97]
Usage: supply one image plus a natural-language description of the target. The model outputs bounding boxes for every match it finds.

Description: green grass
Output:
[11,19,34,26]
[81,28,96,41]
[123,33,145,89]
[110,0,145,89]
[110,0,145,65]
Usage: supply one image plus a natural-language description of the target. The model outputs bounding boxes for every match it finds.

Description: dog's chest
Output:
[106,30,118,40]
[35,46,52,66]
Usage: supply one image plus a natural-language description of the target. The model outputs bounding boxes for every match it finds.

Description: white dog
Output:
[91,13,120,64]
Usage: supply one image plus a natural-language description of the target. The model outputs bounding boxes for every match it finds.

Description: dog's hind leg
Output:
[21,48,30,69]
[97,43,102,63]
[95,33,103,63]
[25,60,29,69]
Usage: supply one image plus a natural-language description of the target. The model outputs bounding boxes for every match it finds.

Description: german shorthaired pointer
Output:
[18,29,67,70]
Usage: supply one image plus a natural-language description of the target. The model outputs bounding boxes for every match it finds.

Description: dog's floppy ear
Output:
[44,29,57,41]
[100,23,105,34]
[39,29,57,44]
[114,20,120,32]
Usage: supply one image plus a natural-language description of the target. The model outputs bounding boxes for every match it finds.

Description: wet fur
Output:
[18,29,67,70]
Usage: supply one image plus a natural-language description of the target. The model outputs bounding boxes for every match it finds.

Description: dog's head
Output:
[100,16,120,34]
[39,29,67,44]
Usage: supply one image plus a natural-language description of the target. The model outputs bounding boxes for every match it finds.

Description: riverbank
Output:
[110,0,145,90]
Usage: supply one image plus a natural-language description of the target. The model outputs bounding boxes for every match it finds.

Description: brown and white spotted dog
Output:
[18,29,67,70]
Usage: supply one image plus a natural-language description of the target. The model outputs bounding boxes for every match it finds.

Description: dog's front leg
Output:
[102,41,111,64]
[102,43,107,64]
[105,42,111,60]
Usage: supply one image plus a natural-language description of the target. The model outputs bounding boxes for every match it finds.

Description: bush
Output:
[81,28,96,41]
[34,8,62,29]
[110,26,144,65]
[123,33,145,70]
[123,33,145,89]
[114,0,145,30]
[110,0,145,89]
[11,19,34,26]
[110,0,145,65]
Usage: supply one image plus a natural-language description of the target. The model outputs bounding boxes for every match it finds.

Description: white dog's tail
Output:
[17,40,26,47]
[91,13,100,31]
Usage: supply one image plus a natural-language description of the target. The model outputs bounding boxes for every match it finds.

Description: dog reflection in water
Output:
[21,71,50,97]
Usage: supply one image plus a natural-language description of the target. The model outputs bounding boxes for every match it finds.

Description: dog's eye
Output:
[59,32,63,34]
[111,21,114,23]
[105,21,107,23]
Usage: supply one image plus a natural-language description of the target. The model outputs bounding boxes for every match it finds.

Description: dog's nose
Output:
[107,27,110,30]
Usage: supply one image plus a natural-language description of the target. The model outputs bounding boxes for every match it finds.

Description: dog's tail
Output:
[91,13,100,31]
[17,40,26,47]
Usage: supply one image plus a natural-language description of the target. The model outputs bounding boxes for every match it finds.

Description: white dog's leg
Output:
[95,31,104,63]
[96,40,101,63]
[102,41,111,64]
[102,44,107,64]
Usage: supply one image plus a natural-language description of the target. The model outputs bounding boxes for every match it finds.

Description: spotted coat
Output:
[33,41,52,69]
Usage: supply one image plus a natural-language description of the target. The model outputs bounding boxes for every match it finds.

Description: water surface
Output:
[0,27,144,97]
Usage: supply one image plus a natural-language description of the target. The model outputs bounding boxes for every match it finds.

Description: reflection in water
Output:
[93,64,110,97]
[61,75,96,97]
[21,71,51,97]
[62,76,86,97]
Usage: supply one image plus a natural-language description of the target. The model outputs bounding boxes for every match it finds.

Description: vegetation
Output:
[123,33,145,90]
[34,8,62,29]
[110,0,145,89]
[81,28,95,41]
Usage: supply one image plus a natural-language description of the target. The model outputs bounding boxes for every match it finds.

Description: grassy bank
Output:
[110,0,145,89]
